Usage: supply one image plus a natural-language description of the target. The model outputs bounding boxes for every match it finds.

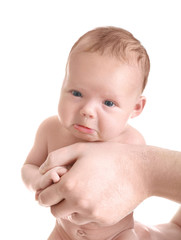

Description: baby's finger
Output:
[56,166,68,177]
[40,167,67,189]
[39,143,81,174]
[51,167,68,184]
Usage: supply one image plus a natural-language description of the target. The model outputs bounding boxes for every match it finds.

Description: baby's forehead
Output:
[66,51,144,93]
[68,50,143,77]
[69,48,141,67]
[67,27,149,91]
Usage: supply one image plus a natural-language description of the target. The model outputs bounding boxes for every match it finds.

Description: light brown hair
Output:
[69,26,150,91]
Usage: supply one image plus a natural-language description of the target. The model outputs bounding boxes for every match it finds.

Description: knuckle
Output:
[89,208,112,225]
[101,218,113,226]
[62,179,75,192]
[76,198,89,210]
[100,216,117,226]
[90,208,100,219]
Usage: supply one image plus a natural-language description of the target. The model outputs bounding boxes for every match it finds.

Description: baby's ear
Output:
[130,96,146,118]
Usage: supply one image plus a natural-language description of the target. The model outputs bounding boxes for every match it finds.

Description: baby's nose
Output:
[80,104,96,119]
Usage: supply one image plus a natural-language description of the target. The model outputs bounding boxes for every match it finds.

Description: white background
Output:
[0,0,181,239]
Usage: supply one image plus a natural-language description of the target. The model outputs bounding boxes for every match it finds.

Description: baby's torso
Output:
[46,116,144,153]
[55,213,134,240]
[46,116,144,240]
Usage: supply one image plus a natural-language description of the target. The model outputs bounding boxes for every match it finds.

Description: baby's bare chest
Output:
[45,119,139,155]
[46,126,80,154]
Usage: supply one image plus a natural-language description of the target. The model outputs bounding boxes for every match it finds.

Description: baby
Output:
[22,26,150,240]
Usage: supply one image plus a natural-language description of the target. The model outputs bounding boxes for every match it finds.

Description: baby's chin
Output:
[72,132,101,142]
[69,127,101,142]
[71,131,118,143]
[65,124,115,142]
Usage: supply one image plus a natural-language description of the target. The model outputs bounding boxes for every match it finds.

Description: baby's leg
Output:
[48,226,62,240]
[114,229,139,240]
[48,221,71,240]
[48,224,64,240]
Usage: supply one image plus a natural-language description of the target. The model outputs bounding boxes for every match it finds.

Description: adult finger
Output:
[35,189,42,201]
[51,202,93,225]
[39,143,83,174]
[64,213,92,225]
[50,199,74,219]
[38,181,64,206]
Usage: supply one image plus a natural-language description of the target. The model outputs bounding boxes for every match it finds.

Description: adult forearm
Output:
[38,142,181,225]
[144,146,181,202]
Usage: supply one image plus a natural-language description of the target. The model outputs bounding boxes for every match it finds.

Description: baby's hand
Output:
[40,166,68,189]
[35,167,67,200]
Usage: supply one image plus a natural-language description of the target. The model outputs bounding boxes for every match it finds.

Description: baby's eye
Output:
[71,90,82,97]
[104,100,115,107]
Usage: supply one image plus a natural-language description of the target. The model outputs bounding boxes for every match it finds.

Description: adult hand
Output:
[38,142,151,226]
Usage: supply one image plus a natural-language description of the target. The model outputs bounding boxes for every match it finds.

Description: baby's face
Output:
[58,52,144,142]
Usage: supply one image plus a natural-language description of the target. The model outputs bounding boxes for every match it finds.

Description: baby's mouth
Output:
[73,124,95,134]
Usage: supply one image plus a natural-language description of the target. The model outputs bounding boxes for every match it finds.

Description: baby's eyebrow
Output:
[102,92,121,100]
[101,94,122,105]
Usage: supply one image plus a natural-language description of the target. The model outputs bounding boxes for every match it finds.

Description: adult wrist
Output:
[145,146,181,202]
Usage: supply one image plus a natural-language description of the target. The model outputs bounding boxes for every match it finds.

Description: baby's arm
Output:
[38,166,67,190]
[35,166,67,201]
[21,118,66,192]
[123,125,146,145]
[21,119,48,191]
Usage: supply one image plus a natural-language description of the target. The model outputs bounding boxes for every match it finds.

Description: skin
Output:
[58,52,146,142]
[22,51,147,240]
[135,206,181,239]
[39,143,181,240]
[22,51,181,239]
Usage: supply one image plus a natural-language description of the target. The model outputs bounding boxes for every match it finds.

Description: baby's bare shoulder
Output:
[37,116,67,152]
[25,116,61,165]
[35,115,62,140]
[38,115,60,129]
[122,125,146,145]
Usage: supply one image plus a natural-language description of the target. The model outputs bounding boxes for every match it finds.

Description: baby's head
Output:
[68,26,150,92]
[58,27,150,142]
